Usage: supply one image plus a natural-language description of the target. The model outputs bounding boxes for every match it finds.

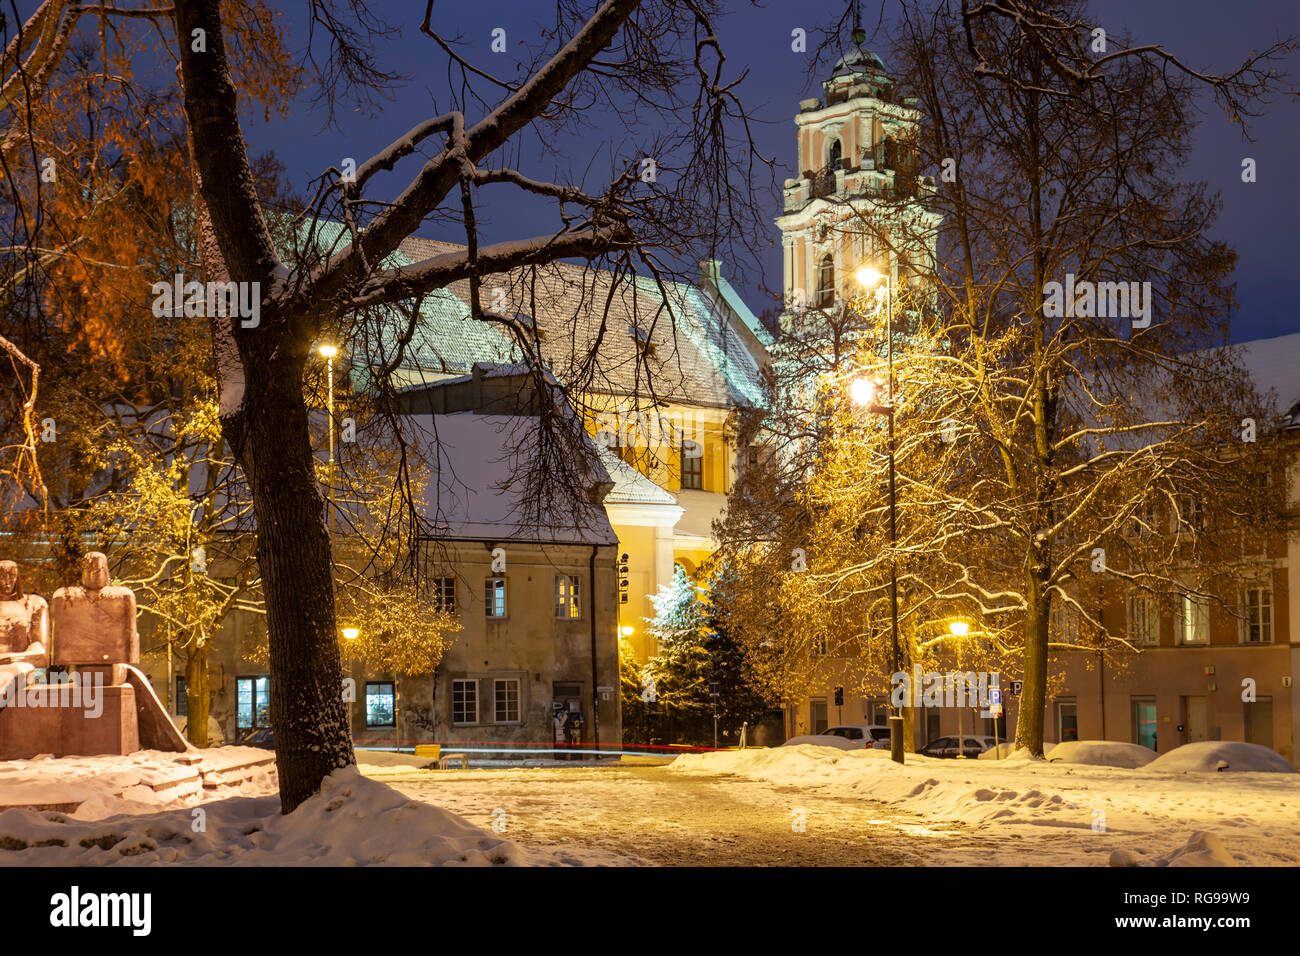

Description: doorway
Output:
[1181,695,1207,744]
[1245,696,1274,750]
[1131,696,1157,751]
[810,698,828,735]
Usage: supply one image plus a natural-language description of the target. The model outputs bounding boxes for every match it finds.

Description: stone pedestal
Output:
[0,683,139,760]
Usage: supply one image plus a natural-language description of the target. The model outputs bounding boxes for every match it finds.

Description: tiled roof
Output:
[592,444,678,506]
[375,236,765,408]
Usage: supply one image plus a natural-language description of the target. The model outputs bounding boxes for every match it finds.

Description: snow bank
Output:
[1110,831,1238,867]
[1147,742,1295,774]
[670,743,1300,864]
[0,767,606,866]
[1047,741,1158,769]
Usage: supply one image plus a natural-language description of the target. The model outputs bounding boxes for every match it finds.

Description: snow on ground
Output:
[669,744,1300,865]
[0,767,622,866]
[1046,741,1158,768]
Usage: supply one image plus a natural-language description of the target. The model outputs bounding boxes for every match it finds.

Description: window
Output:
[431,576,456,613]
[494,678,521,723]
[175,676,187,716]
[1130,500,1157,537]
[827,137,843,171]
[680,443,703,490]
[1057,699,1078,743]
[365,682,395,727]
[236,676,270,731]
[1177,589,1210,645]
[1240,583,1272,643]
[815,254,835,307]
[485,577,507,618]
[555,574,581,619]
[1175,494,1203,533]
[811,634,828,658]
[452,679,478,724]
[1127,593,1159,645]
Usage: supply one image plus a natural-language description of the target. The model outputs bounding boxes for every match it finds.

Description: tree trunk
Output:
[1015,571,1049,755]
[185,644,209,747]
[236,363,355,812]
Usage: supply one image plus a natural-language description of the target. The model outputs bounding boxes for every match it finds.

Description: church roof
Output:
[831,46,888,79]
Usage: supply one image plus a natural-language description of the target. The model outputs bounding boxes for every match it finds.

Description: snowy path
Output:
[380,764,1042,866]
[377,747,1300,866]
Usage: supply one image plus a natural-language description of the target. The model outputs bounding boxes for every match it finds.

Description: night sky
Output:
[243,1,1300,344]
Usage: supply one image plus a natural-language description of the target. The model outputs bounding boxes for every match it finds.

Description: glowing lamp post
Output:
[949,619,970,758]
[853,264,904,764]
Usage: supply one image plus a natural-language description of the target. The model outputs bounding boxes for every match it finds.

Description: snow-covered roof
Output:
[1234,331,1300,427]
[592,444,678,506]
[408,413,618,546]
[378,236,766,409]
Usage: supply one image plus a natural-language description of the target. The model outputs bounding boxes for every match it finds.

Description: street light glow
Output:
[319,344,338,358]
[342,626,360,640]
[949,620,970,637]
[850,377,876,407]
[619,626,635,636]
[856,266,887,288]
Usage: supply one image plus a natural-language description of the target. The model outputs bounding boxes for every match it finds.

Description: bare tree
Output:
[169,0,769,810]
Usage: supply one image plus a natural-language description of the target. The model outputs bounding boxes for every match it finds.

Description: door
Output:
[1132,697,1157,751]
[1245,697,1274,750]
[1057,700,1078,743]
[810,699,828,735]
[1181,696,1207,744]
[552,681,584,753]
[926,708,941,744]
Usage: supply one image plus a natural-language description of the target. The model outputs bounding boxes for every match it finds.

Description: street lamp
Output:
[340,625,359,744]
[949,619,970,758]
[853,263,903,764]
[319,344,338,538]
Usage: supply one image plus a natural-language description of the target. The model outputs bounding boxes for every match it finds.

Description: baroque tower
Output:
[775,45,940,333]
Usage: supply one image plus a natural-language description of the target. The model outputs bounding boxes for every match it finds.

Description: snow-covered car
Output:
[821,724,894,749]
[919,735,998,758]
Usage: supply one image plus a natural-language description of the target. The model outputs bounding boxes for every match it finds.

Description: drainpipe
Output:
[589,545,600,756]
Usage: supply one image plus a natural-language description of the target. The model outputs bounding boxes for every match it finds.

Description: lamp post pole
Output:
[854,269,903,764]
[881,273,905,765]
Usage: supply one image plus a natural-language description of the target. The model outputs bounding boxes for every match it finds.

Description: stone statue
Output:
[50,552,138,667]
[0,560,49,701]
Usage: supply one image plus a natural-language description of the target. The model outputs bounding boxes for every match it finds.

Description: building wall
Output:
[138,539,621,752]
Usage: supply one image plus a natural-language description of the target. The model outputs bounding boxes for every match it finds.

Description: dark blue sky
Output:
[244,1,1300,343]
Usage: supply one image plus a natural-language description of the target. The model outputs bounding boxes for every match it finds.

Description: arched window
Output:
[827,137,843,171]
[882,135,898,170]
[815,254,835,307]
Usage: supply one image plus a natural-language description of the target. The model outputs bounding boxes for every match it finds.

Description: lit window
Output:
[816,255,835,307]
[365,682,395,727]
[485,578,507,618]
[494,678,521,723]
[236,676,270,731]
[1177,590,1210,645]
[1241,583,1272,643]
[811,635,828,658]
[431,576,456,613]
[452,679,478,724]
[555,575,581,619]
[1127,594,1158,646]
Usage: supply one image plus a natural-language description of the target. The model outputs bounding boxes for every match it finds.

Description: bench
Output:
[438,752,469,770]
[413,744,441,760]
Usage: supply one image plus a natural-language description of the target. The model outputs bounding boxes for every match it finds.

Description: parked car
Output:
[919,735,998,758]
[821,724,894,749]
